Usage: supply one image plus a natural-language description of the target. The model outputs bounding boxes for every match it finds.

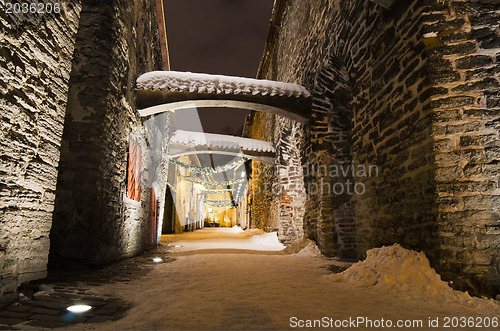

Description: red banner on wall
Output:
[127,139,142,202]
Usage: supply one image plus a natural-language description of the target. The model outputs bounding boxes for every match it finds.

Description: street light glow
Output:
[67,305,92,313]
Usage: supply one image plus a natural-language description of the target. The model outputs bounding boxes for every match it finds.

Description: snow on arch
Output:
[170,130,275,153]
[136,71,311,98]
[136,71,311,123]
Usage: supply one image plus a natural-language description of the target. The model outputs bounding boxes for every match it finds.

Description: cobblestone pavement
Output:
[0,245,174,329]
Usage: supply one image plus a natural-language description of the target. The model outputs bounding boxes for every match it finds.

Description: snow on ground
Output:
[281,238,325,258]
[241,228,265,238]
[294,240,324,258]
[218,225,244,234]
[63,232,500,330]
[331,244,499,308]
[169,230,285,252]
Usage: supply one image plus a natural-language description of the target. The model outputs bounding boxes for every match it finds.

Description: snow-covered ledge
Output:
[170,130,275,153]
[135,71,311,124]
[167,130,276,165]
[137,71,310,98]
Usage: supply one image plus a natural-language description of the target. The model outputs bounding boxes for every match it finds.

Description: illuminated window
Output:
[127,139,142,201]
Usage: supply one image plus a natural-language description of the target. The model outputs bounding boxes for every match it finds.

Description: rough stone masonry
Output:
[245,0,500,297]
[49,0,167,269]
[1,0,499,308]
[0,0,169,306]
[0,1,82,306]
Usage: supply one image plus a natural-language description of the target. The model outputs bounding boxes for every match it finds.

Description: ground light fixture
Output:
[66,305,92,313]
[152,257,163,263]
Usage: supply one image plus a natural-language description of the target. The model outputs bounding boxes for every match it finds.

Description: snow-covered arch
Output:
[137,100,308,124]
[136,71,311,124]
[167,130,276,165]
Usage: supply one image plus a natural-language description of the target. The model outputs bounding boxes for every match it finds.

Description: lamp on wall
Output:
[207,207,213,213]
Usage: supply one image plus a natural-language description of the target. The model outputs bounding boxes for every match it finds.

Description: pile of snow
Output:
[242,228,265,238]
[281,238,324,257]
[136,71,311,98]
[248,232,285,249]
[170,231,285,252]
[295,241,324,258]
[217,225,244,234]
[330,244,478,302]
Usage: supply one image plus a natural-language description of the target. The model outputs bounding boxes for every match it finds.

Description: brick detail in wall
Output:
[274,117,306,244]
[422,0,500,296]
[245,112,275,232]
[0,1,82,306]
[349,1,436,259]
[50,0,167,268]
[248,0,500,296]
[303,55,357,258]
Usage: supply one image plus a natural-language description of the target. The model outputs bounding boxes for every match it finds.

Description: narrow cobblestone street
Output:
[2,0,500,329]
[1,229,498,330]
[0,245,170,329]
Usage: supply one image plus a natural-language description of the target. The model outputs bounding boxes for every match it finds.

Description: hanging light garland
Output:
[169,157,248,175]
[203,198,233,204]
[203,188,234,194]
[203,200,235,208]
[181,177,246,187]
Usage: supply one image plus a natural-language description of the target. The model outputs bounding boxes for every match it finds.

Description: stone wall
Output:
[0,1,82,305]
[248,0,500,296]
[267,0,436,259]
[50,0,166,268]
[273,117,306,244]
[301,55,357,258]
[423,0,500,296]
[244,112,275,231]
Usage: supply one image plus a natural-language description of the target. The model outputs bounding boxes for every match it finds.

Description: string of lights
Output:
[203,188,234,194]
[169,157,248,175]
[181,177,246,187]
[203,198,233,204]
[203,200,235,207]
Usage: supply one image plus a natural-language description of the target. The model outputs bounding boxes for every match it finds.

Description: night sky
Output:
[163,0,274,135]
